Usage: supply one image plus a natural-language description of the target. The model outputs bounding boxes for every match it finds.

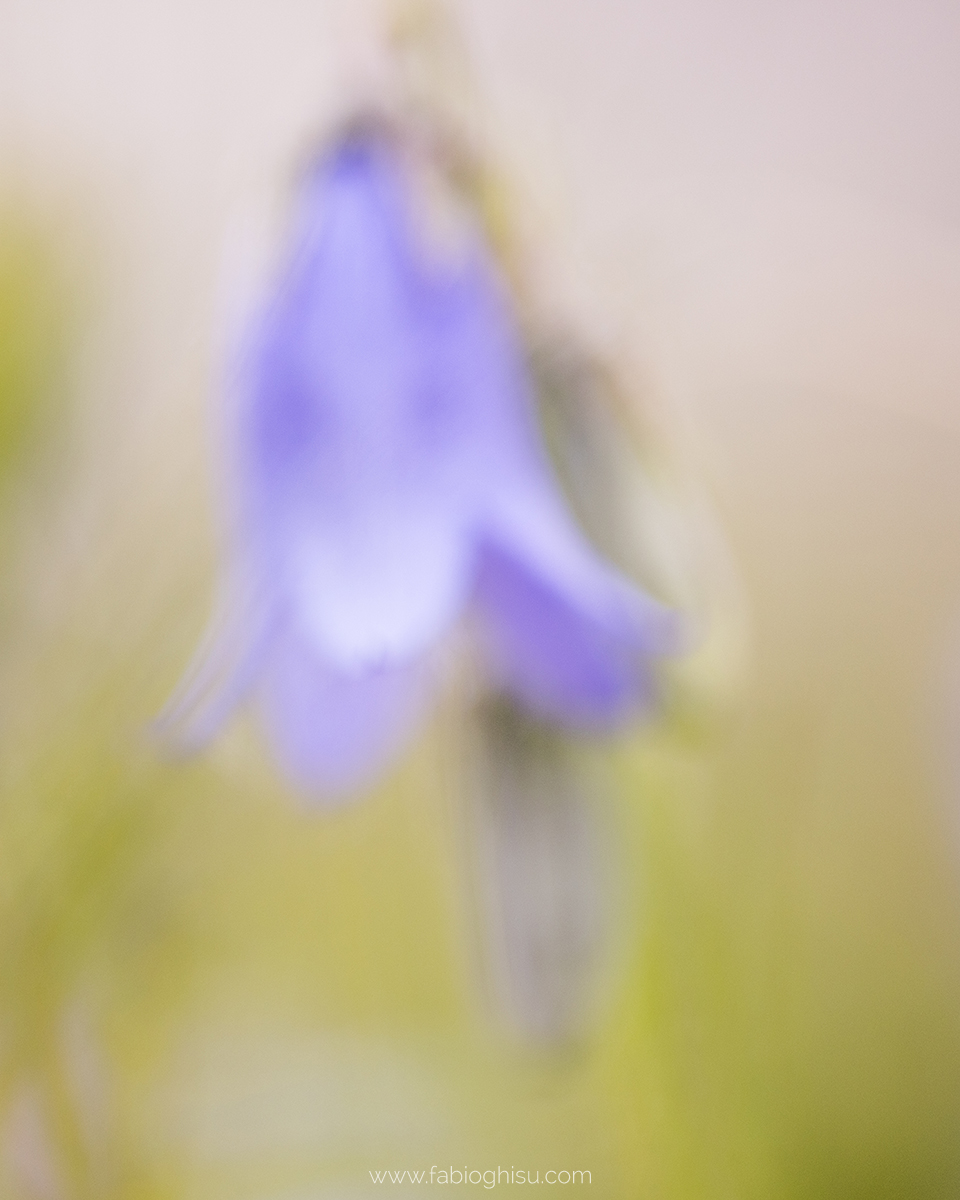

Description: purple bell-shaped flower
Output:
[162,124,679,798]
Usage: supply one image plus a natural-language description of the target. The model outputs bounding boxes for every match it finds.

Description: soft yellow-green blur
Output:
[3,3,960,1199]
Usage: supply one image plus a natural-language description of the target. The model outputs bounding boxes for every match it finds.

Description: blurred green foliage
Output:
[0,205,72,482]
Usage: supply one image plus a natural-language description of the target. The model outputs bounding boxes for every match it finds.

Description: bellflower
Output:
[162,124,679,797]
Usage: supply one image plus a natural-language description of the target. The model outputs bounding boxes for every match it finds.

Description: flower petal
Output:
[486,479,679,643]
[279,494,472,671]
[258,624,431,800]
[238,135,501,668]
[154,582,279,753]
[474,543,647,725]
[474,480,681,727]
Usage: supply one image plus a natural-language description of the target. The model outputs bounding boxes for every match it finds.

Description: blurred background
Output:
[2,1,960,1197]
